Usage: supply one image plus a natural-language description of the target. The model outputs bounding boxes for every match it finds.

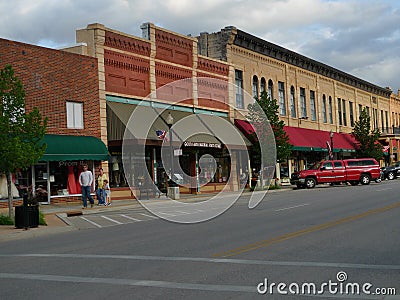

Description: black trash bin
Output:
[15,205,39,229]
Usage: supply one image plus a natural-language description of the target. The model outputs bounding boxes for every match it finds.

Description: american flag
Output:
[326,141,332,158]
[156,130,168,141]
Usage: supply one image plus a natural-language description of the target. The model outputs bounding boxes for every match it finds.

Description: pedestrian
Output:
[96,167,107,206]
[103,179,111,206]
[79,164,94,208]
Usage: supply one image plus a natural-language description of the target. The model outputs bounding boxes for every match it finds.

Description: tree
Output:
[352,108,382,160]
[248,91,292,163]
[0,65,47,218]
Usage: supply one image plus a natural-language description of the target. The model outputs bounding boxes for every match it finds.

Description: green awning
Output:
[39,134,108,161]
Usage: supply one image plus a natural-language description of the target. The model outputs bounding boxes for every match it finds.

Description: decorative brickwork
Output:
[198,57,229,77]
[155,28,193,67]
[104,49,151,97]
[105,31,151,57]
[0,38,101,138]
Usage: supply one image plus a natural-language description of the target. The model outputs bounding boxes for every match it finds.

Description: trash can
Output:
[15,205,39,229]
[167,187,180,200]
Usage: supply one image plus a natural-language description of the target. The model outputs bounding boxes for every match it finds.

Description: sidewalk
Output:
[0,186,293,242]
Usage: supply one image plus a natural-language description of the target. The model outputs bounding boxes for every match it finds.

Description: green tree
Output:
[352,108,382,160]
[0,65,47,218]
[248,91,292,163]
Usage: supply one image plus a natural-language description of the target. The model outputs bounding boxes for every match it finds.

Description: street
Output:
[1,181,400,299]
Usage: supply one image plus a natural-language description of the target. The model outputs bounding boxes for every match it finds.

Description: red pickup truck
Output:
[290,158,381,188]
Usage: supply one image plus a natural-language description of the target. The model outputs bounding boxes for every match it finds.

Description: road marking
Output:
[80,216,102,228]
[119,214,141,222]
[139,213,159,219]
[2,254,400,271]
[0,273,254,293]
[375,188,393,192]
[275,203,309,211]
[101,216,123,225]
[213,201,400,258]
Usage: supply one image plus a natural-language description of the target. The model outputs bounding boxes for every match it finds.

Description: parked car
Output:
[290,158,381,188]
[381,162,400,180]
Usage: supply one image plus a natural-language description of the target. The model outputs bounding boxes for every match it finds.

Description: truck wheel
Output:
[360,174,371,185]
[305,178,316,189]
[387,171,395,180]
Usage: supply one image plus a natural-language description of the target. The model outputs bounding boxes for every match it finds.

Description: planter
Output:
[15,205,39,229]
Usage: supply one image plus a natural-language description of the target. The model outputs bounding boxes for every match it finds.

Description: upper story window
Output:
[66,101,83,129]
[337,98,342,126]
[268,79,273,100]
[328,96,333,124]
[290,86,296,118]
[252,75,259,99]
[235,70,244,109]
[260,77,266,93]
[322,95,327,123]
[342,99,347,126]
[359,104,363,118]
[349,101,354,127]
[310,90,316,121]
[278,81,286,116]
[300,87,307,118]
[381,110,384,131]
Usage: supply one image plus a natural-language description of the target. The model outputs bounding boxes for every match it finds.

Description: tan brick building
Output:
[198,26,400,178]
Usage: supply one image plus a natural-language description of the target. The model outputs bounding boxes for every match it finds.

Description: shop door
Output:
[34,163,50,203]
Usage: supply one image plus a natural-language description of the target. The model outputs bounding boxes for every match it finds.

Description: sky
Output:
[1,0,399,92]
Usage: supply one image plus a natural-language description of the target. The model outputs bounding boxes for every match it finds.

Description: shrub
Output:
[0,214,14,225]
[39,211,47,226]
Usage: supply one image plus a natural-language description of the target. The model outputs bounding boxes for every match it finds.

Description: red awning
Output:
[234,119,256,136]
[284,126,356,152]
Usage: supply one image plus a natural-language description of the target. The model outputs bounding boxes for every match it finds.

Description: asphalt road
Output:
[1,180,399,299]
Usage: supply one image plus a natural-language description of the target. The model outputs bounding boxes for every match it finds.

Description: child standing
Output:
[104,179,111,206]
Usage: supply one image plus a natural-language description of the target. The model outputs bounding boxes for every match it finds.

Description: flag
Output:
[156,130,168,141]
[326,141,332,158]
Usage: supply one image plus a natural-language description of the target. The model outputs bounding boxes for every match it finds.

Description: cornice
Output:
[234,29,391,98]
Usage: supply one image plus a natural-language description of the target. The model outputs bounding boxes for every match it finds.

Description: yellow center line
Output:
[212,201,400,258]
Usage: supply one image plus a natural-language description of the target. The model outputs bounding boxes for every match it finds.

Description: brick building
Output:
[0,38,108,206]
[198,26,400,179]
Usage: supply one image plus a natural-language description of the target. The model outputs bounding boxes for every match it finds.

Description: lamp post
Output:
[166,112,175,187]
[330,130,334,160]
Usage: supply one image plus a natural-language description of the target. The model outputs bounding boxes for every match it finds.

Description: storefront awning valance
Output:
[39,134,109,161]
[284,126,356,152]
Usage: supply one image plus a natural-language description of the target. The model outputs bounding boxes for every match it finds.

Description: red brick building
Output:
[0,38,108,206]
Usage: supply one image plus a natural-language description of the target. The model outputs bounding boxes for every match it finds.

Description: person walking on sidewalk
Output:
[103,179,111,206]
[79,164,94,208]
[96,168,107,206]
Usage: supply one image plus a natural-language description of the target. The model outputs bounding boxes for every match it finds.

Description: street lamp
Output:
[330,130,334,160]
[166,112,175,187]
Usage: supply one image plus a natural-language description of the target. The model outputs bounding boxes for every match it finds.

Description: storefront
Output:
[12,134,109,204]
[107,98,251,195]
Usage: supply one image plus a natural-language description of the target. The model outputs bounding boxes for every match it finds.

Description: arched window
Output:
[268,79,273,99]
[322,94,327,123]
[252,75,259,98]
[290,86,296,118]
[260,77,266,94]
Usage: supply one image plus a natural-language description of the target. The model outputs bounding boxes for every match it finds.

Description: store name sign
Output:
[183,141,222,148]
[58,161,86,167]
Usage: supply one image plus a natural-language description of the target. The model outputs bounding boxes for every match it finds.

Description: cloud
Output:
[0,0,399,90]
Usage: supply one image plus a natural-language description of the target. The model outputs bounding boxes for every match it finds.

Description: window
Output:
[381,110,384,131]
[359,104,362,118]
[252,75,259,98]
[349,101,354,127]
[235,70,244,109]
[278,81,286,116]
[322,162,333,169]
[338,98,342,126]
[365,106,370,117]
[334,161,344,168]
[310,90,316,121]
[322,95,327,123]
[290,86,296,118]
[268,79,273,100]
[342,99,347,126]
[385,111,389,129]
[374,109,378,129]
[329,96,333,124]
[66,101,83,129]
[300,87,306,118]
[260,77,266,93]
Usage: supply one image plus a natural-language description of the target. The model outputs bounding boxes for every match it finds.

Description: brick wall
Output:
[0,38,101,138]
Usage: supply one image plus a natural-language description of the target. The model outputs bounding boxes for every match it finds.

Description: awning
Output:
[39,134,109,161]
[284,126,356,152]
